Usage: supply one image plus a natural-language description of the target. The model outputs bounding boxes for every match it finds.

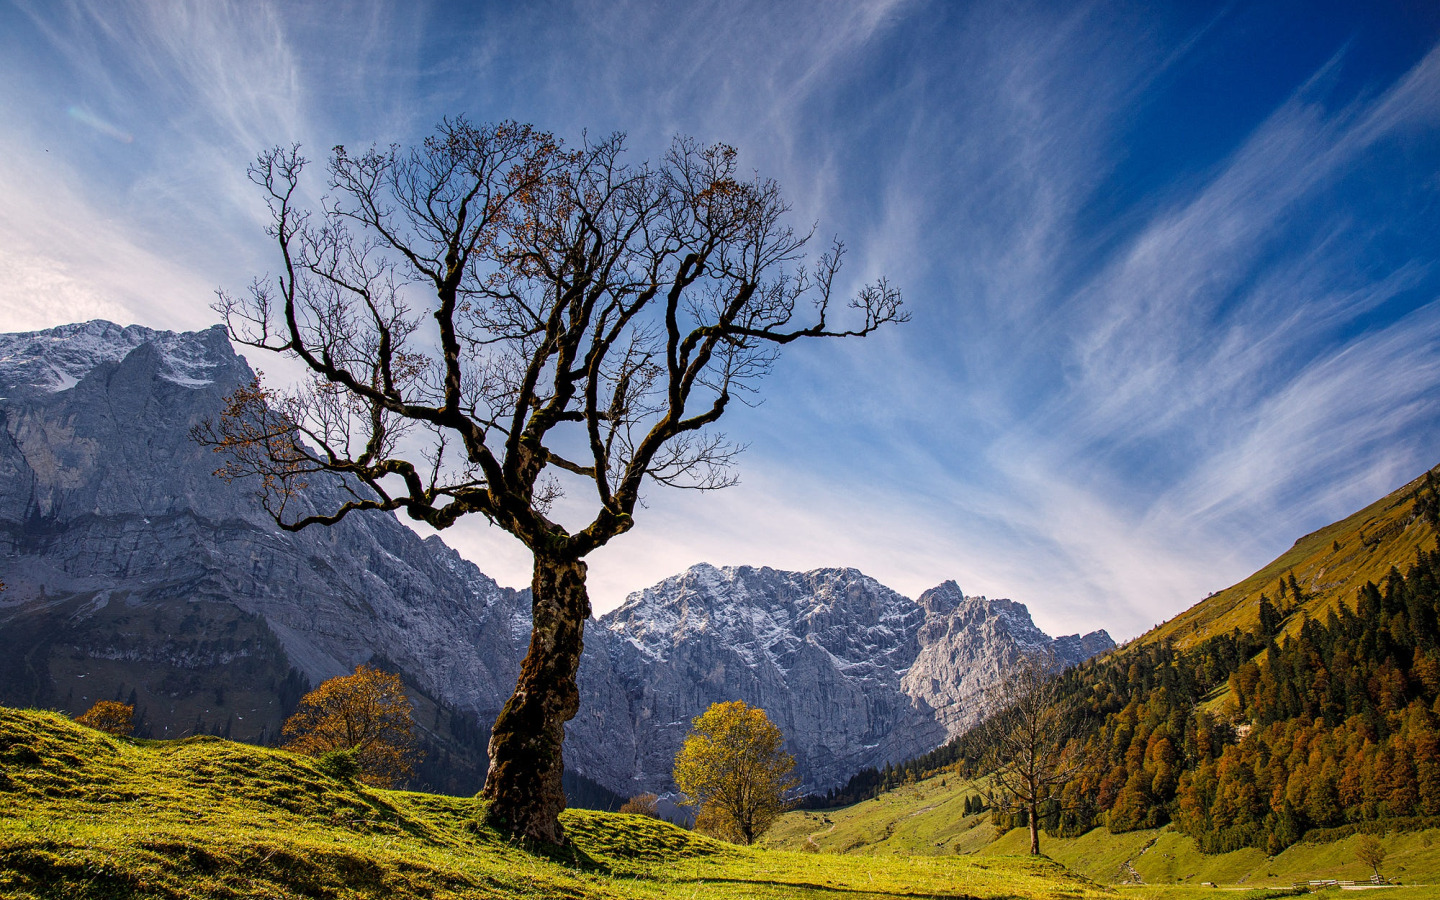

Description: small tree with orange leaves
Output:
[75,700,134,736]
[282,664,419,788]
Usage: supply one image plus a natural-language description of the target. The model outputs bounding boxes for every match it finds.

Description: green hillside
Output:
[766,768,1440,890]
[1146,465,1440,650]
[0,705,1139,899]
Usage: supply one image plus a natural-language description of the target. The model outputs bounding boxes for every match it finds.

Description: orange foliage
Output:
[75,700,134,736]
[281,664,419,788]
[618,793,660,817]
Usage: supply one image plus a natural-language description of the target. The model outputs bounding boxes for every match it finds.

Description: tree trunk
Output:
[1029,799,1040,855]
[481,552,589,844]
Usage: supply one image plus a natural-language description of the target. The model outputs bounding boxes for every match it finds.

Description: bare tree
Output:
[980,652,1085,855]
[196,119,904,844]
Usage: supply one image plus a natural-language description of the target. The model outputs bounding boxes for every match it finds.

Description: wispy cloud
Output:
[1,3,1437,641]
[0,0,431,332]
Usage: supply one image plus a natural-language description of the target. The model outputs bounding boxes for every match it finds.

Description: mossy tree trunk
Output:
[481,552,589,844]
[1028,797,1040,855]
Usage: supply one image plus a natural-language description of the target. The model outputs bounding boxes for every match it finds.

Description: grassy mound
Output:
[1,706,1118,899]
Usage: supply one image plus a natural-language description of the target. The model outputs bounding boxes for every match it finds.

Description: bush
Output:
[316,748,361,781]
[618,793,659,817]
[75,701,133,736]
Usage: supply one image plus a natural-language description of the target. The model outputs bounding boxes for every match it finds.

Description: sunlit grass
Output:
[1,706,1121,899]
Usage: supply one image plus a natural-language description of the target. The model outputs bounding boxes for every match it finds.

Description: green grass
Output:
[11,705,1434,898]
[0,706,1129,899]
[761,773,994,856]
[765,768,1440,893]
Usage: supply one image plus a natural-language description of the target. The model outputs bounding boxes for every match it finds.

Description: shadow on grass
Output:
[663,876,1000,899]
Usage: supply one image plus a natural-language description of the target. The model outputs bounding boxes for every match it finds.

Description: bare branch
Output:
[201,122,904,557]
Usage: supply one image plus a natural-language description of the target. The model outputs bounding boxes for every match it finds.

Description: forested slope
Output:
[819,465,1440,857]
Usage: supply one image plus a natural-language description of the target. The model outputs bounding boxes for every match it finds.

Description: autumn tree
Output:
[75,700,133,736]
[618,793,660,818]
[673,700,799,844]
[1357,834,1388,883]
[281,664,419,787]
[980,652,1086,855]
[198,118,903,843]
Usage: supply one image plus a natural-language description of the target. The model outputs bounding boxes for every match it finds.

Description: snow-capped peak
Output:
[0,320,231,393]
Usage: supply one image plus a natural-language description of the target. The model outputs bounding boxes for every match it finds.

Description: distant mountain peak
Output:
[0,320,234,394]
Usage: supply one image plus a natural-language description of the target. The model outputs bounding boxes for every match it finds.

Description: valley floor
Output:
[763,770,1440,893]
[0,707,1140,899]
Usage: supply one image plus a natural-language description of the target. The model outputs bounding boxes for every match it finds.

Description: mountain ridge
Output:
[0,319,1113,799]
[1140,463,1440,650]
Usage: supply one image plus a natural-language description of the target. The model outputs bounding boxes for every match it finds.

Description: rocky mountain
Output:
[0,320,1113,799]
[900,581,1107,738]
[571,565,946,795]
[0,320,533,793]
[572,567,1112,795]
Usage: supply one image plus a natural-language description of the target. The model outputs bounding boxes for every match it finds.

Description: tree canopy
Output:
[75,701,134,737]
[673,700,798,844]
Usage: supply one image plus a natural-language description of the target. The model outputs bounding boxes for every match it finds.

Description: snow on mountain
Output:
[569,565,1113,797]
[0,320,229,393]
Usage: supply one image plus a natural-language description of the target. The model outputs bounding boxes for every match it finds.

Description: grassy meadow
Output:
[0,706,1145,899]
[5,706,1439,899]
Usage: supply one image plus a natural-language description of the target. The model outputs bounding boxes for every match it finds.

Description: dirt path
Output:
[804,821,838,851]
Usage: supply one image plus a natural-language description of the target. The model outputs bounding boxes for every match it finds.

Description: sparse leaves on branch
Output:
[197,116,903,844]
[196,118,905,548]
[980,652,1087,855]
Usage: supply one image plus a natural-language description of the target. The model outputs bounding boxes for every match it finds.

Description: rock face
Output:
[566,568,1114,796]
[569,565,947,795]
[0,321,1114,799]
[900,581,1106,738]
[0,321,531,793]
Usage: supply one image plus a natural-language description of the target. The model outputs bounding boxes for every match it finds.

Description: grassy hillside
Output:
[766,768,1440,890]
[1145,464,1440,650]
[0,705,1148,900]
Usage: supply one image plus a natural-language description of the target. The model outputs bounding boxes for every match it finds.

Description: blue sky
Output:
[2,1,1439,639]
